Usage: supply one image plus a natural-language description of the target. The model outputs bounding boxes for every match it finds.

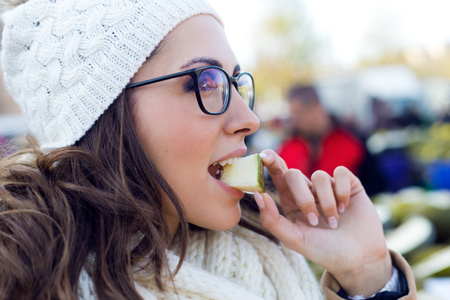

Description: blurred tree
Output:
[358,6,408,68]
[250,0,321,105]
[359,44,450,80]
[357,4,450,79]
[410,46,450,79]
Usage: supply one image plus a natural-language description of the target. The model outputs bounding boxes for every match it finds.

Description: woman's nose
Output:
[223,88,260,136]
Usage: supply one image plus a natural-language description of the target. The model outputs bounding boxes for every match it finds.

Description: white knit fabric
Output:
[1,0,222,150]
[79,226,324,299]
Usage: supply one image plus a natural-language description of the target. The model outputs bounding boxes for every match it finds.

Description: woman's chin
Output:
[193,208,242,231]
[215,218,241,231]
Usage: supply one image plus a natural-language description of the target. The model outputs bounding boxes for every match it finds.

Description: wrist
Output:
[334,250,392,298]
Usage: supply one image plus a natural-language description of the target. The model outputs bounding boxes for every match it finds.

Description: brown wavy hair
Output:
[0,89,189,299]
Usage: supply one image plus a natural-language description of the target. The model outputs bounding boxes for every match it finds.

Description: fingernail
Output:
[338,202,345,214]
[307,213,319,226]
[328,216,338,229]
[259,152,268,159]
[254,192,265,208]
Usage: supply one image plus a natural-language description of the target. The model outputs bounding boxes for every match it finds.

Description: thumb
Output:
[254,192,306,252]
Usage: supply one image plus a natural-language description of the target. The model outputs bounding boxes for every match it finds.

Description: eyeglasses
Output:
[126,66,255,115]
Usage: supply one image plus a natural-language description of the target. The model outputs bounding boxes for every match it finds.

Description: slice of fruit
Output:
[220,154,265,193]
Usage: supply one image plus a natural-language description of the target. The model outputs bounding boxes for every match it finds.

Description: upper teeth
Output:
[213,157,240,167]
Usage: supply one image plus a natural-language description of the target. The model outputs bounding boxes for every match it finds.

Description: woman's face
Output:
[130,15,260,232]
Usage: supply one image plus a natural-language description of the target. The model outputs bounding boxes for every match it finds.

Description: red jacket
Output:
[277,128,365,178]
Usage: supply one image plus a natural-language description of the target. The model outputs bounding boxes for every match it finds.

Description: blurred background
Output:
[1,0,450,298]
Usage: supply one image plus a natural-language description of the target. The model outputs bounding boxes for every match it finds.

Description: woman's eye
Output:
[199,75,217,91]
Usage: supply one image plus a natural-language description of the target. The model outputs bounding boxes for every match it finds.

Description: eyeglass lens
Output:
[237,74,254,109]
[197,68,253,114]
[198,68,229,113]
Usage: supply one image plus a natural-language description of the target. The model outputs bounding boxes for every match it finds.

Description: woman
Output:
[0,0,416,299]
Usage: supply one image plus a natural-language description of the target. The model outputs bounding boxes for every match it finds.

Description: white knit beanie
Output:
[0,0,222,150]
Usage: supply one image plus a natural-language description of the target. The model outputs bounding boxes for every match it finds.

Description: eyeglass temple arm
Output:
[126,70,195,89]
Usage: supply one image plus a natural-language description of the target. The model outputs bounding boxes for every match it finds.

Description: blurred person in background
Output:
[278,85,365,178]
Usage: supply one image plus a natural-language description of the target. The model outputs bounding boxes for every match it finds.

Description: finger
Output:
[254,192,305,251]
[285,169,319,226]
[259,150,288,193]
[333,166,352,213]
[311,170,339,229]
[260,149,311,195]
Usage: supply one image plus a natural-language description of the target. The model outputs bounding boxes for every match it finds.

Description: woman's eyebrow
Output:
[181,57,241,75]
[181,57,222,69]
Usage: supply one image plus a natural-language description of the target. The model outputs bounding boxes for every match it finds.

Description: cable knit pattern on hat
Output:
[1,0,221,150]
[79,225,324,299]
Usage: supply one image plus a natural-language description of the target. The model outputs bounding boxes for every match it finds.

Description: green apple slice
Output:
[220,154,265,193]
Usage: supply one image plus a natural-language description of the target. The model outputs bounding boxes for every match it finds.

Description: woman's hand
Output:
[254,150,392,298]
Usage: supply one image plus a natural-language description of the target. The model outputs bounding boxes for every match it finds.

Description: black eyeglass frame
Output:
[125,66,255,115]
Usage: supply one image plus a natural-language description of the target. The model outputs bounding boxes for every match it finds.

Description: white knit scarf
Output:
[79,226,324,300]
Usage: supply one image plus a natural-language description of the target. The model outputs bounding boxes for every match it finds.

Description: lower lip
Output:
[213,176,245,198]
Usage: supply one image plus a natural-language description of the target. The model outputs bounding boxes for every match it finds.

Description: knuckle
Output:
[265,149,277,157]
[283,231,304,250]
[283,239,298,250]
[321,203,337,215]
[285,168,303,182]
[335,189,348,200]
[334,165,350,177]
[260,214,277,230]
[298,194,315,208]
[311,170,330,184]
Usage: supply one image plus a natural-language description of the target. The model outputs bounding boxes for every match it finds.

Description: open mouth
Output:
[208,163,224,180]
[208,157,240,180]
